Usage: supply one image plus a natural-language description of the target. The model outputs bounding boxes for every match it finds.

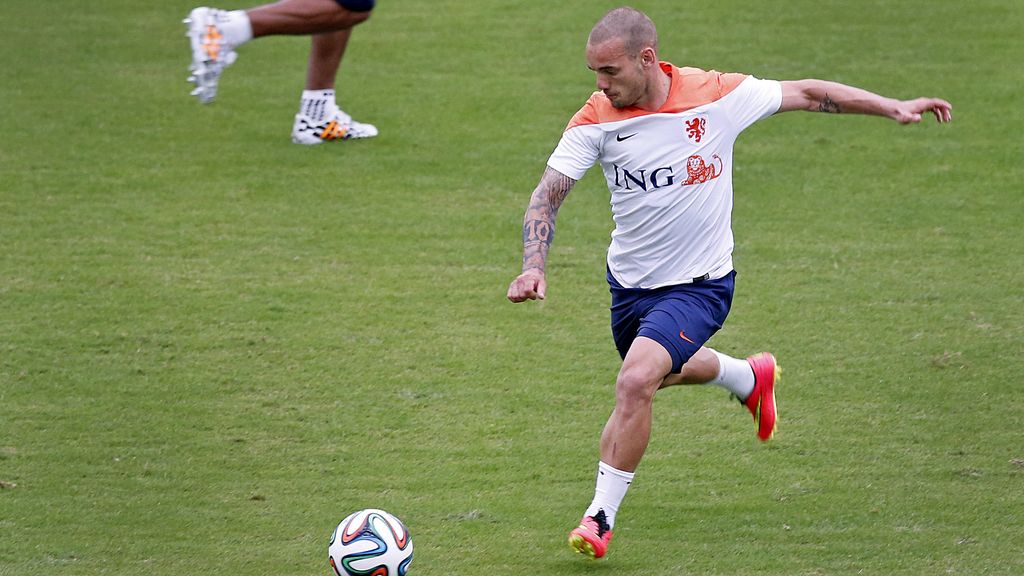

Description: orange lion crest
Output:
[685,117,706,142]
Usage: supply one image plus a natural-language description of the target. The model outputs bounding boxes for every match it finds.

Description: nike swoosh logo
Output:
[616,133,637,142]
[679,331,695,344]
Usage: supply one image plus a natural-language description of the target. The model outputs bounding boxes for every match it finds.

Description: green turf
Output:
[2,0,1022,574]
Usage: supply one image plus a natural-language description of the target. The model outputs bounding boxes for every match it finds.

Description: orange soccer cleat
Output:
[568,510,613,559]
[744,352,779,441]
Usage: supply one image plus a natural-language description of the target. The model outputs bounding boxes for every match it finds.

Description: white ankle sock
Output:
[300,89,337,122]
[708,348,755,400]
[584,461,634,529]
[218,10,253,48]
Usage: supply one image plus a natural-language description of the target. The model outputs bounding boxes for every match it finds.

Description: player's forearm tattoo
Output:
[521,168,576,273]
[819,94,841,114]
[524,219,553,244]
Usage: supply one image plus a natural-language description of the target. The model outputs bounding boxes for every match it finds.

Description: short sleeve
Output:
[723,76,783,132]
[546,124,602,181]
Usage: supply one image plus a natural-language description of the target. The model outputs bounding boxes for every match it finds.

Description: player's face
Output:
[586,38,646,108]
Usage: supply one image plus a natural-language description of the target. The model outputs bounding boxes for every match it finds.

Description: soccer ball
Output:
[328,509,413,576]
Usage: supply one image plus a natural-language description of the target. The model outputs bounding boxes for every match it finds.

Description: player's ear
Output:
[640,47,656,67]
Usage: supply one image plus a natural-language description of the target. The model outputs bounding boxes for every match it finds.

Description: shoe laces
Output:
[590,509,611,537]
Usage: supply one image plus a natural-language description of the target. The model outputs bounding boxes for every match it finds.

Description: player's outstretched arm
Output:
[779,79,952,124]
[507,167,577,303]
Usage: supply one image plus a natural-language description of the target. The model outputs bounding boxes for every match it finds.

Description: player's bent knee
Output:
[615,367,659,406]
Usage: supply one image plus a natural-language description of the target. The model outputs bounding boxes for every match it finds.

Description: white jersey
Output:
[547,63,782,289]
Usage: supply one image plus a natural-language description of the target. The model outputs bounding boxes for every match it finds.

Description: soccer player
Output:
[184,0,378,144]
[506,6,951,560]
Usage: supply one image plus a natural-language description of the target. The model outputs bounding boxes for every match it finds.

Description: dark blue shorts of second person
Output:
[609,270,736,374]
[335,0,374,12]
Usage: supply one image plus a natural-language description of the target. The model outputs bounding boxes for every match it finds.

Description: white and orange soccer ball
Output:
[328,509,413,576]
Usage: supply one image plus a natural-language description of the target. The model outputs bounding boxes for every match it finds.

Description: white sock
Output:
[708,348,755,400]
[217,10,253,48]
[584,461,635,529]
[299,89,337,122]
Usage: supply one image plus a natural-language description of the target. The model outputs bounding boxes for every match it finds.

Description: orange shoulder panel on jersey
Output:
[664,66,748,113]
[564,91,664,130]
[563,63,749,131]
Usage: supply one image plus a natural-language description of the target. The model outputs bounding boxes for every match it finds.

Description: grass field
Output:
[2,1,1023,574]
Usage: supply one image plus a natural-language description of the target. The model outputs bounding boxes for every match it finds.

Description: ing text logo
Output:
[612,164,675,191]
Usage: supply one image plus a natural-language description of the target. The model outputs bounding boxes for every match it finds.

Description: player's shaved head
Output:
[588,6,658,56]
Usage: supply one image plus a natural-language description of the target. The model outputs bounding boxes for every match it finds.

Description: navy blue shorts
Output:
[608,270,735,373]
[335,0,374,11]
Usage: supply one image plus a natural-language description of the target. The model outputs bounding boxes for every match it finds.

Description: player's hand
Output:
[895,97,953,124]
[507,269,547,302]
